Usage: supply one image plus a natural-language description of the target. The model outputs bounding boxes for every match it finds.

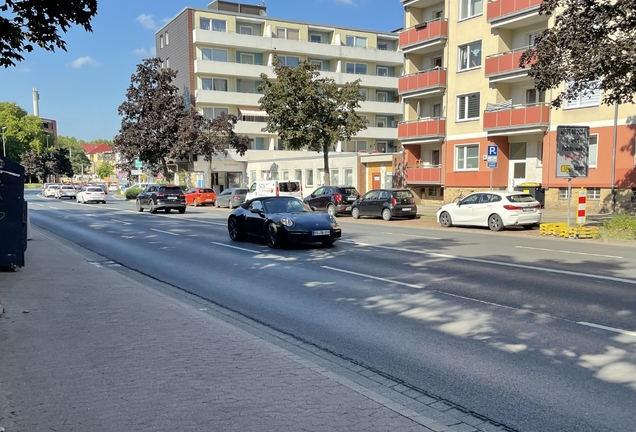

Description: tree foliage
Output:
[19,149,72,182]
[114,58,248,179]
[258,56,367,186]
[57,135,91,174]
[0,101,48,161]
[0,0,98,68]
[520,0,636,107]
[96,160,114,179]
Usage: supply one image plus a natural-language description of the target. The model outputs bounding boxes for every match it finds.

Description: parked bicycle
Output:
[452,189,474,203]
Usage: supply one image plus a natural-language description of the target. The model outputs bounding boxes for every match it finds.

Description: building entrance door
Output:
[508,143,527,191]
[372,174,381,189]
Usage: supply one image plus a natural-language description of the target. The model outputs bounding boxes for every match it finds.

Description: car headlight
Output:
[328,215,339,226]
[280,217,294,227]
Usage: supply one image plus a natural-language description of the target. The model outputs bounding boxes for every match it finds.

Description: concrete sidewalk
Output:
[0,228,511,432]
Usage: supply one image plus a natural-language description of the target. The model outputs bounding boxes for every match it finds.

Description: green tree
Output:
[57,135,91,174]
[20,151,44,183]
[258,56,367,186]
[0,101,48,161]
[114,58,248,179]
[96,160,113,179]
[1,0,98,68]
[520,0,636,107]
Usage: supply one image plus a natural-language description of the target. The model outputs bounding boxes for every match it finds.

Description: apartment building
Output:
[399,0,636,210]
[156,0,403,192]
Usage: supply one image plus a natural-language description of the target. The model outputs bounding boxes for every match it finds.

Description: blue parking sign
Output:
[487,145,498,156]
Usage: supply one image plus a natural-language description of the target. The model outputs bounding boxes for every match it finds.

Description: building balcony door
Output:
[508,142,527,191]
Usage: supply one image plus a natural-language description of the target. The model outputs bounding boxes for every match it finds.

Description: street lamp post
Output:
[2,126,6,158]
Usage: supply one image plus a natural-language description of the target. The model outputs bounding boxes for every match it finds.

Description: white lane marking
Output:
[341,240,371,246]
[150,228,179,236]
[577,322,636,337]
[111,219,131,225]
[49,206,58,209]
[211,241,259,254]
[321,266,423,289]
[178,217,226,226]
[380,232,442,240]
[515,246,623,259]
[342,240,636,285]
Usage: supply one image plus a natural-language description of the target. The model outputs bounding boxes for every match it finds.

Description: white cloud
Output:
[20,66,32,73]
[136,14,157,30]
[71,56,99,68]
[133,47,156,57]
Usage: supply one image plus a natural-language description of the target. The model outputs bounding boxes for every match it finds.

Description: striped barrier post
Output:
[577,188,587,226]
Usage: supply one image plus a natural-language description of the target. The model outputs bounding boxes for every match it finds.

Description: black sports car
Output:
[227,196,342,248]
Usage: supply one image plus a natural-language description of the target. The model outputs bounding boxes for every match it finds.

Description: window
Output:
[459,0,483,20]
[433,103,442,118]
[376,116,388,128]
[457,93,480,121]
[250,170,256,183]
[355,140,367,152]
[276,27,300,40]
[566,80,601,108]
[537,141,543,167]
[212,19,226,32]
[330,169,339,185]
[559,188,571,199]
[433,56,443,68]
[201,48,228,62]
[310,60,323,70]
[165,32,169,45]
[458,41,482,70]
[165,58,170,69]
[282,170,289,180]
[377,66,389,76]
[344,168,353,186]
[526,88,545,105]
[345,63,367,75]
[240,26,253,35]
[455,144,479,170]
[294,169,302,181]
[212,78,228,91]
[428,187,439,197]
[240,53,254,64]
[346,35,367,48]
[384,173,393,189]
[160,35,164,48]
[377,91,388,103]
[378,42,388,51]
[202,107,229,119]
[528,33,539,46]
[358,88,368,100]
[310,34,322,43]
[317,168,325,185]
[588,188,601,200]
[589,135,598,168]
[305,169,314,186]
[434,10,444,19]
[278,56,300,67]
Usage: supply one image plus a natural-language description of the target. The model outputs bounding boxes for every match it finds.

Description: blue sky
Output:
[0,0,404,143]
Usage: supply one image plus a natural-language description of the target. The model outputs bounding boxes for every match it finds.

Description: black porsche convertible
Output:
[227,196,342,248]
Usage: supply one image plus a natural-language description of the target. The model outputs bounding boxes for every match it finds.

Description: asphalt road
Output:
[26,190,636,432]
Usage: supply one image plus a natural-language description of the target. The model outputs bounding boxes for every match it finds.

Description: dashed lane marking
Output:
[515,246,623,259]
[150,228,179,236]
[211,241,260,254]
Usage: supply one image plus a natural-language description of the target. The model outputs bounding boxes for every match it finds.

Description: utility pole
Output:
[2,126,6,158]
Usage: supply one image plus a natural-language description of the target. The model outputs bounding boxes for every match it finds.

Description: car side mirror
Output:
[250,208,264,217]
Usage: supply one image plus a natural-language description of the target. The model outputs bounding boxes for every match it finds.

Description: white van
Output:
[245,180,303,201]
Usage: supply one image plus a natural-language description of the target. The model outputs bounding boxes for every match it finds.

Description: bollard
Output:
[27,202,33,240]
[577,188,587,226]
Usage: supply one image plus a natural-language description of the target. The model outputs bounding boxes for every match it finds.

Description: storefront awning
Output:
[239,108,267,117]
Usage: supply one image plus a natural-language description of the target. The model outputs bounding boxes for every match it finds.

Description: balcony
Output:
[399,19,448,55]
[355,126,399,140]
[398,68,447,99]
[483,103,550,135]
[487,0,547,29]
[195,89,261,106]
[485,47,536,82]
[401,0,442,8]
[406,166,442,185]
[359,100,403,115]
[398,118,446,143]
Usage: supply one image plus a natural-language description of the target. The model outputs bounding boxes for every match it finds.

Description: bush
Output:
[600,213,636,240]
[125,187,141,200]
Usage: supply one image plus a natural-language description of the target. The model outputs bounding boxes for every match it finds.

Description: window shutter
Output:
[467,93,480,118]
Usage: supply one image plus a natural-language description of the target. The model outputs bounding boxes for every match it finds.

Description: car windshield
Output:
[263,198,307,214]
[87,188,102,192]
[339,188,358,196]
[159,186,182,193]
[393,190,414,199]
[507,194,535,203]
[279,182,300,192]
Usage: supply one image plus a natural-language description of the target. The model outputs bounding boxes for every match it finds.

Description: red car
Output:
[185,188,217,206]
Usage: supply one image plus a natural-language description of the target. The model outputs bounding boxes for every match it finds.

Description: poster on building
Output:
[555,125,589,178]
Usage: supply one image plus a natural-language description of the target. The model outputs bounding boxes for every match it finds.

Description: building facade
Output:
[157,0,403,192]
[399,0,636,210]
[82,143,116,177]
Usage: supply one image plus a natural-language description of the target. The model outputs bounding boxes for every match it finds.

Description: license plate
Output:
[402,208,412,211]
[522,207,534,212]
[313,230,330,236]
[168,197,177,200]
[347,197,356,201]
[345,206,351,211]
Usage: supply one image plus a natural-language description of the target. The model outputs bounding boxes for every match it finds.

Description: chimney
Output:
[33,88,40,117]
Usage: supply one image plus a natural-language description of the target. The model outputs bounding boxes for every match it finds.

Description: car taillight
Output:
[300,186,303,197]
[276,187,279,196]
[233,195,241,199]
[391,197,397,206]
[503,205,522,210]
[156,194,166,198]
[333,193,342,203]
[535,204,541,209]
[179,194,185,197]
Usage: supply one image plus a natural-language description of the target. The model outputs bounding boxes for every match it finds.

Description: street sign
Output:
[135,159,142,168]
[556,125,589,178]
[487,161,498,169]
[156,172,164,180]
[131,169,142,175]
[487,145,498,157]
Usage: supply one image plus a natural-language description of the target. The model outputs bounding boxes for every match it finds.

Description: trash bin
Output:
[515,182,545,208]
[0,156,27,269]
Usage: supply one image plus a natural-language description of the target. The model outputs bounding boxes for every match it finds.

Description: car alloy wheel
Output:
[228,217,245,241]
[351,207,360,219]
[193,198,198,207]
[439,211,452,228]
[382,208,392,221]
[327,204,337,216]
[266,222,280,248]
[149,201,157,214]
[489,214,504,232]
[136,200,143,212]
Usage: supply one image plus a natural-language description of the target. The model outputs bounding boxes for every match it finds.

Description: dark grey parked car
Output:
[351,188,417,221]
[215,188,248,209]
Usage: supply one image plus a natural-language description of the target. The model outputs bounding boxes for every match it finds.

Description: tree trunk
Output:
[323,144,330,186]
[161,158,170,183]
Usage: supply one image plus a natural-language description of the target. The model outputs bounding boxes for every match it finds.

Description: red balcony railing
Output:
[485,46,536,77]
[398,118,446,139]
[487,0,543,22]
[483,103,549,131]
[406,166,442,184]
[398,68,447,94]
[399,19,448,48]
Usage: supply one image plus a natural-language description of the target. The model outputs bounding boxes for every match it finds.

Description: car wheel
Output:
[149,201,157,214]
[178,207,186,214]
[382,208,392,221]
[215,201,220,208]
[102,201,106,204]
[488,214,504,232]
[265,222,282,248]
[165,208,171,213]
[439,211,452,228]
[351,207,360,219]
[228,216,246,241]
[327,204,337,216]
[136,200,143,212]
[193,198,198,207]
